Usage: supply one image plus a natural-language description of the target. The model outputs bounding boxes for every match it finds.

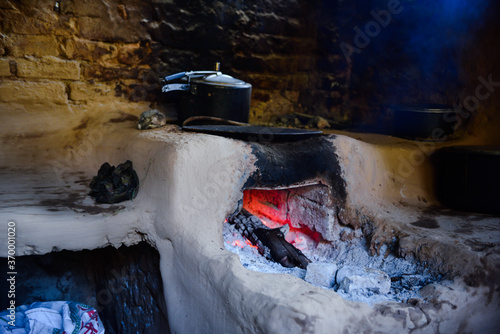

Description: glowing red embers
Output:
[229,239,258,250]
[243,188,289,226]
[231,239,245,248]
[245,239,258,249]
[242,187,326,251]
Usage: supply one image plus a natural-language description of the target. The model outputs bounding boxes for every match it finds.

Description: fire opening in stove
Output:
[224,184,439,305]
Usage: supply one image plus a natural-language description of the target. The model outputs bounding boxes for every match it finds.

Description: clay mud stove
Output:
[1,1,500,333]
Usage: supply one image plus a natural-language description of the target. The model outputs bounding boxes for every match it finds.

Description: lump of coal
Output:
[89,160,139,204]
[138,109,167,130]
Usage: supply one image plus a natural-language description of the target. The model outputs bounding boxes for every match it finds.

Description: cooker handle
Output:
[164,72,188,82]
[162,83,190,93]
[162,72,191,92]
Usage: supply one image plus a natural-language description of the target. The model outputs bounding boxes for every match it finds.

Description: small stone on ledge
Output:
[138,109,167,130]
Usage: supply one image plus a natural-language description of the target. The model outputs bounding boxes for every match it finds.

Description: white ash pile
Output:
[223,217,438,305]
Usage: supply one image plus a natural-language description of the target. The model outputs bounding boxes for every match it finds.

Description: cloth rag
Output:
[0,301,104,334]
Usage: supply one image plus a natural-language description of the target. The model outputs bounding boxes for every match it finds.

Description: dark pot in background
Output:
[433,145,500,215]
[389,104,459,141]
[162,65,252,125]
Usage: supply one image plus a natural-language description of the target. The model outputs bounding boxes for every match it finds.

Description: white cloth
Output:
[0,301,105,334]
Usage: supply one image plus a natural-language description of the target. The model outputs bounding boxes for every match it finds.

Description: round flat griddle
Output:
[182,125,322,142]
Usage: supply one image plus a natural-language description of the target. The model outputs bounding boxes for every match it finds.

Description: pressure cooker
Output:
[162,63,252,125]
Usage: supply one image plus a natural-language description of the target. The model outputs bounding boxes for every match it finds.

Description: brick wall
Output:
[0,0,347,131]
[0,0,152,143]
[0,0,498,144]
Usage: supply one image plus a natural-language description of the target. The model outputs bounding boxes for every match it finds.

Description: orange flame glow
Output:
[231,239,244,248]
[230,239,259,250]
[241,187,326,253]
[245,239,258,249]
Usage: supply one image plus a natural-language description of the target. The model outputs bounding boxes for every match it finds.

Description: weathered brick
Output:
[245,0,304,19]
[16,56,80,80]
[233,54,317,75]
[117,42,152,66]
[69,81,116,101]
[62,38,117,62]
[69,81,90,101]
[248,13,307,37]
[0,10,39,34]
[7,35,59,57]
[83,63,144,81]
[237,34,317,55]
[247,74,286,90]
[0,80,67,104]
[0,7,76,36]
[0,58,10,76]
[78,16,148,43]
[60,0,108,16]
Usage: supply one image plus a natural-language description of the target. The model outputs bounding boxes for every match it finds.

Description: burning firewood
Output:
[227,209,311,269]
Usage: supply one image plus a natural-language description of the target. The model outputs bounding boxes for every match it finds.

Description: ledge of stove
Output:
[1,124,499,333]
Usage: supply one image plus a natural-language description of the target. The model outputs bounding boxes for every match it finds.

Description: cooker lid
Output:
[189,73,251,88]
[387,104,455,113]
[162,63,251,93]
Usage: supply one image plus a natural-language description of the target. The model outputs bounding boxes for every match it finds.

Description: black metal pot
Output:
[162,65,252,125]
[433,145,500,215]
[389,104,458,141]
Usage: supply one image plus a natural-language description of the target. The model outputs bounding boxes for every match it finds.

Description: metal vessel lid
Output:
[388,104,455,113]
[188,73,251,88]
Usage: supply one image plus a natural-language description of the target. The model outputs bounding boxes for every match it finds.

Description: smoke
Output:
[348,0,492,106]
[402,0,489,81]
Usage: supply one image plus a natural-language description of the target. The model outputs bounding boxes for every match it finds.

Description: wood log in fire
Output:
[227,209,311,269]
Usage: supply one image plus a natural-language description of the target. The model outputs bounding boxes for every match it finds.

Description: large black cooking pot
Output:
[433,145,500,215]
[162,66,252,125]
[389,104,459,141]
